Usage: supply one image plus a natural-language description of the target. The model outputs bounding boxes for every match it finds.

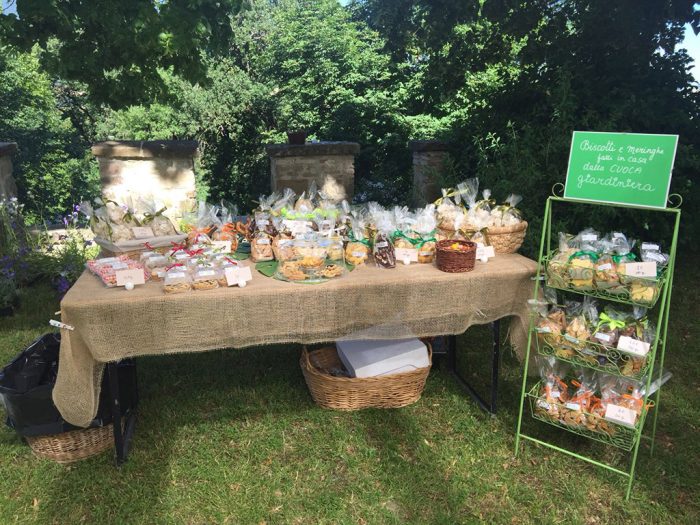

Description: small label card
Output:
[115,268,146,286]
[476,243,495,260]
[622,262,657,278]
[565,402,581,411]
[225,265,253,287]
[581,233,598,241]
[596,263,612,271]
[110,262,129,270]
[594,332,611,343]
[395,248,418,263]
[132,226,154,239]
[641,242,660,251]
[617,336,650,357]
[211,240,232,253]
[604,404,638,428]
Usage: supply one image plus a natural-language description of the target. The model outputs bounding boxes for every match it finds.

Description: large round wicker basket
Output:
[26,423,115,464]
[300,344,432,410]
[486,221,528,254]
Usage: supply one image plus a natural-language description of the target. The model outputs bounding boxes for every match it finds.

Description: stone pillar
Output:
[0,142,18,199]
[409,140,451,206]
[266,142,360,202]
[92,140,198,221]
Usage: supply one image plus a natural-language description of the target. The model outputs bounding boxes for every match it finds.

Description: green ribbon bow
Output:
[411,230,437,248]
[142,207,167,224]
[612,252,637,264]
[494,203,523,221]
[391,230,420,246]
[475,198,496,211]
[595,313,626,333]
[348,231,371,247]
[459,227,491,246]
[568,250,599,263]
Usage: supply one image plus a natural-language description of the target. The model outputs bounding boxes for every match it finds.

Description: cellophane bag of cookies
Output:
[567,229,599,290]
[592,306,626,348]
[535,357,569,421]
[345,215,371,266]
[192,267,219,291]
[436,178,475,233]
[546,233,574,288]
[212,201,239,246]
[413,204,438,263]
[163,266,192,294]
[250,230,274,262]
[491,194,523,227]
[592,372,620,434]
[80,200,112,240]
[367,204,396,269]
[561,299,593,355]
[137,196,178,237]
[392,206,419,265]
[562,369,597,429]
[593,236,620,291]
[181,201,217,246]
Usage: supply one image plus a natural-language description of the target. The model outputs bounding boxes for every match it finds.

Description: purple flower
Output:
[55,275,71,296]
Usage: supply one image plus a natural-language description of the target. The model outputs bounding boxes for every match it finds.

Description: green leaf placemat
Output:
[255,260,355,282]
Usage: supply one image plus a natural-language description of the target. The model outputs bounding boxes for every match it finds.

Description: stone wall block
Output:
[92,140,198,221]
[266,142,359,202]
[0,142,18,199]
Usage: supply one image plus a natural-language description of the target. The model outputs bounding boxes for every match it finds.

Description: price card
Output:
[211,240,232,252]
[604,404,638,428]
[395,248,418,264]
[476,243,495,260]
[115,268,146,286]
[621,262,657,277]
[283,220,311,235]
[537,400,551,410]
[132,226,154,239]
[616,336,650,357]
[594,332,611,343]
[225,265,253,287]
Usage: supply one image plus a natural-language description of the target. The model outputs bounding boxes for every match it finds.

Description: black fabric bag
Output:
[0,333,137,437]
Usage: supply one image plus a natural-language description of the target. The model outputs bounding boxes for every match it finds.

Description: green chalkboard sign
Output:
[564,131,678,208]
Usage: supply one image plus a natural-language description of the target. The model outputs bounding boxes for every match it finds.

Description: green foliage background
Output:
[1,0,698,246]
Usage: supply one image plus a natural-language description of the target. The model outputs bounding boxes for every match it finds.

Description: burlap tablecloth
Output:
[54,254,537,427]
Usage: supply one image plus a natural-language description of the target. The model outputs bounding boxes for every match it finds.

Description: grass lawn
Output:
[0,260,698,524]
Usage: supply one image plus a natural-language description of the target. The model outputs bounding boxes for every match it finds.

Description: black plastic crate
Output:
[0,333,137,437]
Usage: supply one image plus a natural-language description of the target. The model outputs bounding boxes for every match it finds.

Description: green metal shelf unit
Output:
[514,195,681,501]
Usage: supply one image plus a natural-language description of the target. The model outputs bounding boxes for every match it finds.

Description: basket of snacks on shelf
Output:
[300,339,432,410]
[528,357,651,451]
[436,239,476,273]
[532,294,655,380]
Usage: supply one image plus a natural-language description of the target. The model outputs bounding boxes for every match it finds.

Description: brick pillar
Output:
[0,142,18,199]
[409,140,451,206]
[92,140,198,221]
[266,142,360,202]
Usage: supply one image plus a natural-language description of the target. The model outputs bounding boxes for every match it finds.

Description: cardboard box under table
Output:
[53,254,536,463]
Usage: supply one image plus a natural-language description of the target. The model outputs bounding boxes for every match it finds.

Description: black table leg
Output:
[446,320,501,415]
[107,361,137,466]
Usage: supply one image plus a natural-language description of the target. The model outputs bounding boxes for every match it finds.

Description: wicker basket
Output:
[486,221,527,254]
[436,240,476,273]
[26,423,115,464]
[300,344,432,410]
